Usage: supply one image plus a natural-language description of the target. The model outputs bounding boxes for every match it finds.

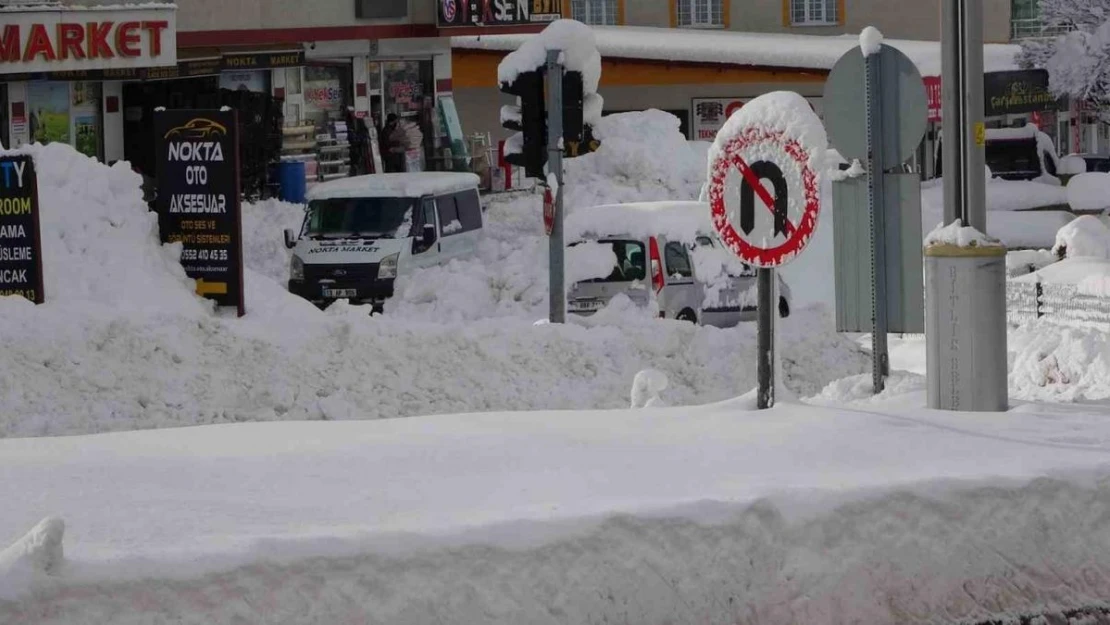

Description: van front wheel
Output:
[676,309,697,324]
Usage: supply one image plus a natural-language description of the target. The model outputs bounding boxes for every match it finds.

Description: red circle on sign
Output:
[725,100,745,118]
[708,127,820,268]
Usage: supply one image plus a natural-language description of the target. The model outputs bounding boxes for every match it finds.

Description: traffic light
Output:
[499,70,547,179]
[562,71,584,146]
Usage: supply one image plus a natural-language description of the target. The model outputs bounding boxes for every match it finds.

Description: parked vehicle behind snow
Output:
[284,172,484,311]
[564,201,792,327]
[935,124,1060,183]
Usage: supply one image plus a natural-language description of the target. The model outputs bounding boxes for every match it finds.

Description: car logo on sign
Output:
[442,0,456,21]
[333,269,347,276]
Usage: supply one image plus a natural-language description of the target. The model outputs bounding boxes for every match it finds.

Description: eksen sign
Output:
[0,5,177,75]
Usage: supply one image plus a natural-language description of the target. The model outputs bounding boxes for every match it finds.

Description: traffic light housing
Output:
[499,70,547,180]
[562,71,584,147]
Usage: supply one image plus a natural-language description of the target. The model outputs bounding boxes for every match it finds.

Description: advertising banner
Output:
[0,155,45,304]
[154,109,244,316]
[438,0,563,27]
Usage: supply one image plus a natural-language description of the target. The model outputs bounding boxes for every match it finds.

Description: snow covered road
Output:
[4,399,1110,623]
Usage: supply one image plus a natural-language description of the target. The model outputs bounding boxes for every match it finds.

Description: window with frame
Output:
[454,190,483,232]
[676,0,724,28]
[436,195,461,236]
[570,0,620,25]
[664,242,694,279]
[790,0,837,25]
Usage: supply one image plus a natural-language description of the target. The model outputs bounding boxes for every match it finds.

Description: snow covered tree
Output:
[1018,0,1110,118]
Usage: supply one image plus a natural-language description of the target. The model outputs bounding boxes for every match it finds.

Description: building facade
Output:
[2,0,553,194]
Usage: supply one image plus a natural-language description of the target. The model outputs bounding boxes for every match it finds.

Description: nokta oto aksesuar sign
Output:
[0,155,45,304]
[0,5,177,75]
[154,109,245,316]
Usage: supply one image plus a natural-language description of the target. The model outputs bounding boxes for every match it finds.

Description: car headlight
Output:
[377,253,399,280]
[290,255,304,281]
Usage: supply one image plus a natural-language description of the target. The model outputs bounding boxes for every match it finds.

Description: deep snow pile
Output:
[0,138,869,438]
[241,198,305,285]
[1066,171,1110,212]
[385,110,713,322]
[1010,319,1110,401]
[5,402,1110,624]
[1053,214,1110,259]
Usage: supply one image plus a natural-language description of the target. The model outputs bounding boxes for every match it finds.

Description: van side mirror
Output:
[283,228,297,249]
[422,223,436,246]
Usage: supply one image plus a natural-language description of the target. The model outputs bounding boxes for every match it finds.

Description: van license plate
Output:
[571,299,602,311]
[323,288,357,298]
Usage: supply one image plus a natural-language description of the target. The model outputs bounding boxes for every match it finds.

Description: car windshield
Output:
[986,139,1040,176]
[570,239,646,283]
[305,197,416,239]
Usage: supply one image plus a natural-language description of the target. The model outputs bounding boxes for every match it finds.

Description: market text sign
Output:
[0,155,45,304]
[0,6,176,75]
[154,109,245,316]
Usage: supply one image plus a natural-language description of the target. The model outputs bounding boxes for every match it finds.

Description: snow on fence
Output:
[1006,280,1110,326]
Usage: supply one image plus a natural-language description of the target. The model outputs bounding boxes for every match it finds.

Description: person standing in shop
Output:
[382,114,406,173]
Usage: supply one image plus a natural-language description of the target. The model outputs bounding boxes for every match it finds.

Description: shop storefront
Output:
[1,4,178,160]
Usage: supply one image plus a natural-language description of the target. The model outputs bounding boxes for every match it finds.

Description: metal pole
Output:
[757,268,775,409]
[941,0,964,227]
[961,0,987,234]
[865,48,890,393]
[546,50,566,324]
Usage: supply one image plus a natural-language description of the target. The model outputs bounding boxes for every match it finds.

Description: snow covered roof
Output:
[453,26,1021,76]
[306,173,481,201]
[566,201,714,243]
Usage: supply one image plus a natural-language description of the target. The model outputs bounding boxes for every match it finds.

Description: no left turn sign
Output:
[708,123,823,268]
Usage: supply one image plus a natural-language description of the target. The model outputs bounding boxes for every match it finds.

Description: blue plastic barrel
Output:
[278,161,307,204]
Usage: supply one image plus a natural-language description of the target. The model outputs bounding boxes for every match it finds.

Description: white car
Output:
[285,172,484,311]
[565,201,792,326]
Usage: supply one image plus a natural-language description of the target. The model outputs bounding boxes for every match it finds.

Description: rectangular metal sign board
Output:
[154,109,245,316]
[833,173,924,334]
[0,155,45,304]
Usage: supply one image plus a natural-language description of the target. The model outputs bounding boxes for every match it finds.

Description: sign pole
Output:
[546,49,566,324]
[757,268,775,409]
[941,0,987,232]
[865,50,890,393]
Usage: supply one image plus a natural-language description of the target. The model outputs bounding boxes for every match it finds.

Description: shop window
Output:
[571,0,620,25]
[676,0,724,28]
[455,190,482,232]
[791,0,837,25]
[303,64,350,132]
[27,82,71,146]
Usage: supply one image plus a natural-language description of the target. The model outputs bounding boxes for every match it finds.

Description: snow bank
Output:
[924,219,1003,248]
[241,198,305,285]
[0,143,203,315]
[1052,215,1110,259]
[566,200,712,242]
[306,172,480,200]
[1066,172,1110,212]
[0,139,866,438]
[5,403,1110,622]
[1010,320,1110,401]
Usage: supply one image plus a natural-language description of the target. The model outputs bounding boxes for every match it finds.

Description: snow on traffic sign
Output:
[707,92,828,268]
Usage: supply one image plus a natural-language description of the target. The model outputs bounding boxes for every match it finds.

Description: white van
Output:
[284,172,484,310]
[565,201,792,326]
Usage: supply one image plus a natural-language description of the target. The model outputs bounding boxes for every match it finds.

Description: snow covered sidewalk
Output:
[4,399,1110,624]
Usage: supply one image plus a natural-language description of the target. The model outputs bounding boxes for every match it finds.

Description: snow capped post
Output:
[497,20,604,323]
[923,221,1009,412]
[705,92,828,409]
[824,29,928,394]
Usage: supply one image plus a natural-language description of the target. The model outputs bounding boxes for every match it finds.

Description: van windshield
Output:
[570,239,646,283]
[305,197,416,239]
